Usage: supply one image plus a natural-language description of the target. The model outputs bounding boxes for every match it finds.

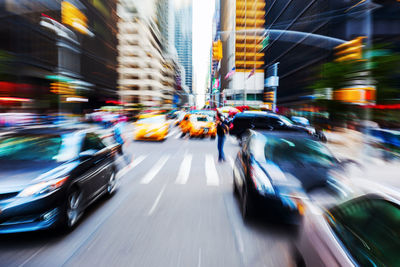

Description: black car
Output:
[0,126,119,233]
[229,112,326,143]
[233,130,347,223]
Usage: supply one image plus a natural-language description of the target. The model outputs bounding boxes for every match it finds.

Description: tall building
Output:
[155,0,175,56]
[117,1,174,110]
[174,1,193,94]
[220,0,266,107]
[0,0,118,112]
[264,0,400,107]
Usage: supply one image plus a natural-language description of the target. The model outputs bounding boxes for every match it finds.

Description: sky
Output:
[192,0,214,108]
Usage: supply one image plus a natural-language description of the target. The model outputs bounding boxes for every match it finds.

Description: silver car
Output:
[294,188,400,267]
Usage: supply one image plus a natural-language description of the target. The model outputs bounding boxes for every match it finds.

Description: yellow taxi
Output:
[180,114,216,138]
[134,115,169,141]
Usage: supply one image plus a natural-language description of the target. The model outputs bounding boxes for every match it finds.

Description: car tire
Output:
[106,170,117,197]
[211,135,216,140]
[293,247,306,267]
[233,175,239,196]
[241,187,254,221]
[60,187,83,231]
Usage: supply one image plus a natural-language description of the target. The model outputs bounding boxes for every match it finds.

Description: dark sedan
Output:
[233,131,346,223]
[0,127,119,233]
[229,112,326,144]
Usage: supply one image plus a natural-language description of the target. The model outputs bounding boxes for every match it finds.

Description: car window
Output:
[267,137,335,167]
[250,134,267,161]
[278,116,294,126]
[268,117,285,128]
[254,117,269,129]
[326,197,400,267]
[0,135,62,161]
[81,133,105,152]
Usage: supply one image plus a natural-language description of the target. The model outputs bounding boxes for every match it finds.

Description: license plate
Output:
[203,128,209,134]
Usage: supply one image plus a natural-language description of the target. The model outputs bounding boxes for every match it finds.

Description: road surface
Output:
[0,126,295,267]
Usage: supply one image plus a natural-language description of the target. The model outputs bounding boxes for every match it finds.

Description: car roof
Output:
[235,111,280,119]
[3,125,91,136]
[253,130,319,141]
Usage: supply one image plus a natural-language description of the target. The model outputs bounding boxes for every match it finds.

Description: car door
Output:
[79,133,111,201]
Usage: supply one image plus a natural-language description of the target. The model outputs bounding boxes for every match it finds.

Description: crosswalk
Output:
[140,155,170,184]
[118,152,232,187]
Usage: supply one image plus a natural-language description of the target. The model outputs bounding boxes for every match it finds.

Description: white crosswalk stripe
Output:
[175,154,192,184]
[228,156,235,168]
[205,154,219,186]
[140,155,170,184]
[116,155,147,179]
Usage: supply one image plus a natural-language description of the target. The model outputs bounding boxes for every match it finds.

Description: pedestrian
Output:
[216,114,229,162]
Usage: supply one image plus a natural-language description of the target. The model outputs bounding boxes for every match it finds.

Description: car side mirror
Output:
[79,149,97,160]
[338,158,360,167]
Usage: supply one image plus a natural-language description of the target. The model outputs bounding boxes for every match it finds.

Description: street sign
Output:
[265,76,279,87]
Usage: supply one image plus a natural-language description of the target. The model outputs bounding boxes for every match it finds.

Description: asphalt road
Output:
[0,126,296,267]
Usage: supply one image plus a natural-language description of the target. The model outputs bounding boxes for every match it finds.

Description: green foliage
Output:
[312,43,400,105]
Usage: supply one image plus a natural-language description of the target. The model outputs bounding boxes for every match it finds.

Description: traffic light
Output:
[263,90,274,103]
[334,36,366,62]
[212,40,223,61]
[50,82,75,95]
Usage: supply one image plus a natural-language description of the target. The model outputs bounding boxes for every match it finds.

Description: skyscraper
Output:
[174,1,192,94]
[220,0,266,107]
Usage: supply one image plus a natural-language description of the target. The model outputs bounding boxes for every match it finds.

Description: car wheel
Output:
[62,188,83,230]
[233,174,239,196]
[211,135,216,140]
[238,135,243,146]
[293,247,306,267]
[106,170,117,196]
[241,187,254,221]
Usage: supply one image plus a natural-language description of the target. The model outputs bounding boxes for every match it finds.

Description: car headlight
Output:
[280,192,307,215]
[18,176,68,197]
[194,125,201,130]
[251,164,275,195]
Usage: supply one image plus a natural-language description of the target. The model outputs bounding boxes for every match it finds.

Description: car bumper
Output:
[0,190,64,234]
[190,128,216,137]
[251,190,302,224]
[135,131,167,141]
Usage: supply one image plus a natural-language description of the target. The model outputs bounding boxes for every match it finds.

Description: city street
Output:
[0,127,295,267]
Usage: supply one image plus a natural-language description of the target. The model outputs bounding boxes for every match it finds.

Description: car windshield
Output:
[266,137,335,167]
[326,197,400,266]
[195,116,210,122]
[138,116,165,124]
[0,133,80,162]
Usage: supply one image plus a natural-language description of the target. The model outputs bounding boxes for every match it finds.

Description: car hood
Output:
[0,160,66,192]
[276,162,333,192]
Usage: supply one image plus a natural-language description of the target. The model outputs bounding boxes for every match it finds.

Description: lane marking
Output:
[148,184,167,215]
[175,154,193,184]
[205,154,219,186]
[140,155,170,184]
[197,248,202,267]
[116,155,146,179]
[18,245,47,267]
